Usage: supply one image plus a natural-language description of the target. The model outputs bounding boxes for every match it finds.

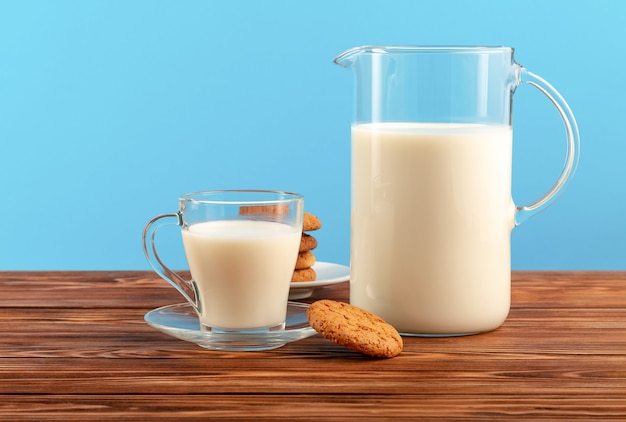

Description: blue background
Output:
[1,1,624,270]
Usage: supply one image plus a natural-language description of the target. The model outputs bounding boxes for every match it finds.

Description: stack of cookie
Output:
[292,212,321,282]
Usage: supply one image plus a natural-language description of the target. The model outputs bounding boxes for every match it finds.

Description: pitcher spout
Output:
[333,45,383,68]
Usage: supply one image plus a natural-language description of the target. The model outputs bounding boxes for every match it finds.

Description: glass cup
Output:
[142,190,304,333]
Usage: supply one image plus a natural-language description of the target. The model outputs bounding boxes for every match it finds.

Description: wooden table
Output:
[0,271,625,420]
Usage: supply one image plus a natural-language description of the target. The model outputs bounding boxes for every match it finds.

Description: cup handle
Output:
[142,213,200,312]
[514,66,580,226]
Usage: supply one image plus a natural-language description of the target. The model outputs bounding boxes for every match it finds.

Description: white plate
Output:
[289,261,350,300]
[145,302,315,352]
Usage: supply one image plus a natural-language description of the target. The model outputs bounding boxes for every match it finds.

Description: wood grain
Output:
[0,271,624,420]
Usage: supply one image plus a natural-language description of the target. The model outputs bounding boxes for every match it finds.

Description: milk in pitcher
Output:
[350,123,517,335]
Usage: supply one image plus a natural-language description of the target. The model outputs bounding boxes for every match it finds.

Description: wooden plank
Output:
[0,394,625,420]
[0,307,623,354]
[2,362,625,396]
[1,271,625,308]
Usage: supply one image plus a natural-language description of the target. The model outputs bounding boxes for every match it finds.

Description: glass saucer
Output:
[144,302,316,351]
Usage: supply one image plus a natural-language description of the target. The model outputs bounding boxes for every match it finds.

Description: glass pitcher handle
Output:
[142,213,200,312]
[514,66,580,226]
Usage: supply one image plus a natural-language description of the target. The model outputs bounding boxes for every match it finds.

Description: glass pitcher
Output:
[335,46,579,336]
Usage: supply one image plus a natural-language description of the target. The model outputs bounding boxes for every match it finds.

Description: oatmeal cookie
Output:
[306,300,403,358]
